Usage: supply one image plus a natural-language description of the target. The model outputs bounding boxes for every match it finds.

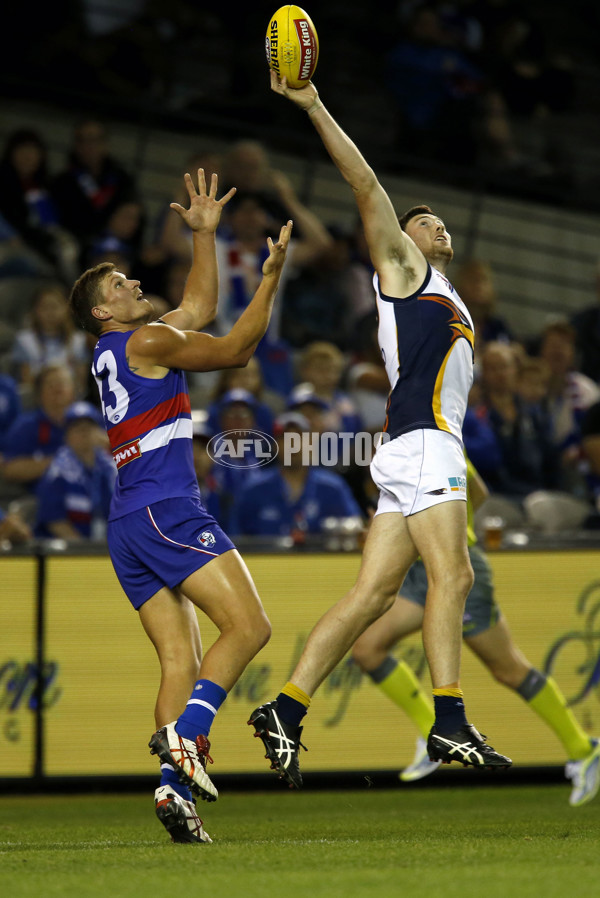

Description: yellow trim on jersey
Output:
[451,321,475,350]
[432,347,453,432]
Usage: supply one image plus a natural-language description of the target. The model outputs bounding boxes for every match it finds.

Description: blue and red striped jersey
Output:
[92,329,201,520]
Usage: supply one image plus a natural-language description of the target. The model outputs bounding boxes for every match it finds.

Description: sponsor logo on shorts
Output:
[198,530,216,548]
[448,475,466,492]
[113,439,141,468]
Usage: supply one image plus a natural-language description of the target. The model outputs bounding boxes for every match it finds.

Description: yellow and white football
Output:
[265,5,319,89]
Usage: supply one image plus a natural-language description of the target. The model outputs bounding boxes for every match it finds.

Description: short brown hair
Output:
[541,319,576,345]
[398,204,435,231]
[69,262,115,335]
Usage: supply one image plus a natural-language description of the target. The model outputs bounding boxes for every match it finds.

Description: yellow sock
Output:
[432,684,464,699]
[528,676,591,760]
[377,660,435,739]
[280,681,311,709]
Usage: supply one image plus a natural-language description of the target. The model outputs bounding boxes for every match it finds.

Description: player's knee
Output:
[488,665,511,687]
[489,663,522,690]
[351,637,376,672]
[255,612,272,650]
[162,648,201,685]
[239,608,271,656]
[453,561,474,600]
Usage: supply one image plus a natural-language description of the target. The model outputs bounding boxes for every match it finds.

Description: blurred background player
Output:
[352,457,600,807]
[69,168,292,844]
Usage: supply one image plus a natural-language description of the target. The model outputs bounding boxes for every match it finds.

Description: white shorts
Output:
[370,429,467,517]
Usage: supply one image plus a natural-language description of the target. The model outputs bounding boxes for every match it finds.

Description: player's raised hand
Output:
[262,220,293,276]
[170,169,236,232]
[270,70,319,110]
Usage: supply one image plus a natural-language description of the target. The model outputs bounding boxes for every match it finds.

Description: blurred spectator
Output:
[157,151,223,265]
[77,0,171,99]
[453,259,514,350]
[537,320,600,495]
[385,5,484,166]
[11,282,89,389]
[0,505,32,546]
[537,320,600,450]
[0,374,21,454]
[214,178,331,395]
[216,174,332,338]
[346,310,389,433]
[220,140,290,222]
[83,199,145,269]
[0,128,79,282]
[2,364,75,489]
[205,358,283,436]
[35,401,114,540]
[207,385,272,437]
[485,3,575,176]
[516,354,550,406]
[281,224,357,349]
[52,119,137,247]
[286,383,330,435]
[344,219,376,331]
[0,211,53,279]
[581,401,600,517]
[570,262,600,383]
[295,341,363,437]
[191,418,239,533]
[236,412,362,538]
[202,389,264,531]
[463,341,561,500]
[220,140,271,194]
[163,259,191,311]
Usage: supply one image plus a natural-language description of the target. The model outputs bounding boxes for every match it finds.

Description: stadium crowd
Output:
[4,0,599,208]
[0,119,600,549]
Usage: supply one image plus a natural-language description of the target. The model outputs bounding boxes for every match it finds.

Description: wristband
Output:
[306,99,323,116]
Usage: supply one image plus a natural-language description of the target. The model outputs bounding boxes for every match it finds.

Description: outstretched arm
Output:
[160,169,235,332]
[269,73,425,285]
[128,221,293,372]
[268,169,332,266]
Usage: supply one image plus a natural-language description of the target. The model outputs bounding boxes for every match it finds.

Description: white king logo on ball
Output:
[266,5,319,89]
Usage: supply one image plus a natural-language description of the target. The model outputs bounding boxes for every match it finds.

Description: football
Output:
[265,5,319,89]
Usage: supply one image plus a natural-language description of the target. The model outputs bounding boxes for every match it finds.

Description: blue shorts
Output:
[107,496,236,610]
[401,545,500,638]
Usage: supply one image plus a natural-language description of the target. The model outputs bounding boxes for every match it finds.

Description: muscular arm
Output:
[127,221,293,373]
[156,170,235,333]
[270,74,427,290]
[269,170,332,267]
[160,230,221,332]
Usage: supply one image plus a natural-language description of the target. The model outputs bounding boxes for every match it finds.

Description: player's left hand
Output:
[262,220,293,276]
[170,169,236,232]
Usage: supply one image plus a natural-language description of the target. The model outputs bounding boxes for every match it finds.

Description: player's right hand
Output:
[262,220,293,276]
[270,71,318,110]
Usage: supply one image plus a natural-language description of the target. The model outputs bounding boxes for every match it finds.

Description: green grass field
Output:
[1,784,599,898]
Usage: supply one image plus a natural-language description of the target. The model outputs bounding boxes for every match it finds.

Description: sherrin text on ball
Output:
[266,5,319,89]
